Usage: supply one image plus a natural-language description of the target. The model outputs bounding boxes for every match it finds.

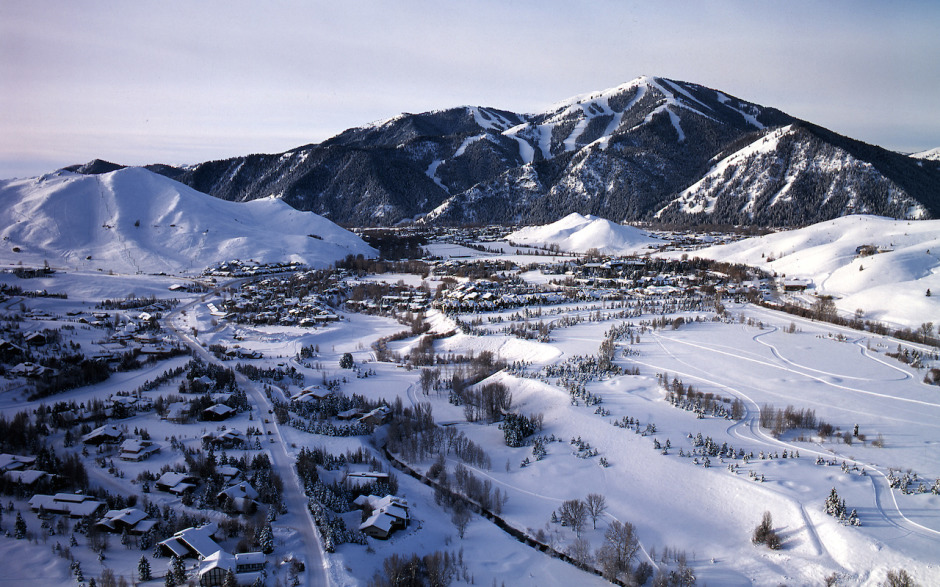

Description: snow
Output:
[453,134,488,157]
[687,214,940,329]
[0,168,375,274]
[2,215,940,586]
[662,125,793,216]
[715,90,765,129]
[424,159,447,191]
[909,147,940,161]
[507,213,663,255]
[469,106,514,132]
[502,122,537,164]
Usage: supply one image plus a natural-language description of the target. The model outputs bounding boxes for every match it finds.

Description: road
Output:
[165,290,331,587]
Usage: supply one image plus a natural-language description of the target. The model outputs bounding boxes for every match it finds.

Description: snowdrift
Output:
[0,167,376,274]
[507,213,661,255]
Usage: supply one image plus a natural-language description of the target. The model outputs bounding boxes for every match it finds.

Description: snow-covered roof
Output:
[159,523,222,559]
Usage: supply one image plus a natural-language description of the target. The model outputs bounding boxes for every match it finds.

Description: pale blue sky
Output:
[2,1,938,178]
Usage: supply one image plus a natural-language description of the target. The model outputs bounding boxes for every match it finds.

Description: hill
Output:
[689,215,940,328]
[506,213,662,255]
[0,167,375,274]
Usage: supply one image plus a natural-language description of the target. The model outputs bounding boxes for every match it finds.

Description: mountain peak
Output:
[61,159,126,175]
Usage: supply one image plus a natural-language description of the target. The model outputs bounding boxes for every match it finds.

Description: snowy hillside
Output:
[690,215,940,327]
[655,126,928,223]
[910,147,940,161]
[507,213,662,255]
[0,168,375,274]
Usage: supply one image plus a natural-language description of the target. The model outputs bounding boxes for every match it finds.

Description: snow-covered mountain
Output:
[654,125,928,224]
[689,215,940,328]
[67,76,940,228]
[507,213,662,256]
[0,167,375,274]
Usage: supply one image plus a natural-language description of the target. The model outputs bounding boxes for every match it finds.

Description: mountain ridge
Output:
[62,76,940,227]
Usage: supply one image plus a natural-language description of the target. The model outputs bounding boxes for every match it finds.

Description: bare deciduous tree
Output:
[559,499,588,537]
[585,493,607,529]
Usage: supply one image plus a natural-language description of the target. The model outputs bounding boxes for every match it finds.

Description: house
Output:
[192,375,215,389]
[94,507,157,535]
[300,386,332,401]
[4,470,48,487]
[29,493,107,518]
[217,481,259,513]
[337,408,365,421]
[158,522,223,559]
[0,339,24,360]
[164,402,188,423]
[155,471,198,494]
[355,494,410,539]
[24,332,47,346]
[202,404,235,421]
[202,428,246,449]
[216,465,240,483]
[359,510,397,539]
[358,406,391,426]
[344,471,389,488]
[9,362,54,379]
[783,279,809,292]
[119,439,160,461]
[197,551,266,587]
[82,425,125,446]
[0,453,36,473]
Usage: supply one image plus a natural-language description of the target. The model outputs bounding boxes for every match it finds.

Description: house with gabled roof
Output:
[29,493,107,518]
[158,522,222,559]
[119,438,160,461]
[95,507,157,535]
[217,481,259,514]
[0,453,36,473]
[82,425,124,446]
[155,471,198,494]
[197,550,266,586]
[202,428,245,449]
[355,494,410,539]
[202,403,235,421]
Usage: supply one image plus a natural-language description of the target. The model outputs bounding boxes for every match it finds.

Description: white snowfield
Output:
[0,167,376,274]
[909,147,940,161]
[507,212,662,256]
[688,215,940,328]
[2,191,939,586]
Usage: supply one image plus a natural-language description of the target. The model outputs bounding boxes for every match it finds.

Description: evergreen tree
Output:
[258,523,274,554]
[171,555,186,585]
[825,487,846,519]
[14,512,26,539]
[138,555,152,581]
[223,568,238,587]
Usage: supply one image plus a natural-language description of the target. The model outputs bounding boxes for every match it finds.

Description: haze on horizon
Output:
[2,0,938,179]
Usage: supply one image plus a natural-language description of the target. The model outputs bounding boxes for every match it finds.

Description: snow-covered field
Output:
[0,213,938,586]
